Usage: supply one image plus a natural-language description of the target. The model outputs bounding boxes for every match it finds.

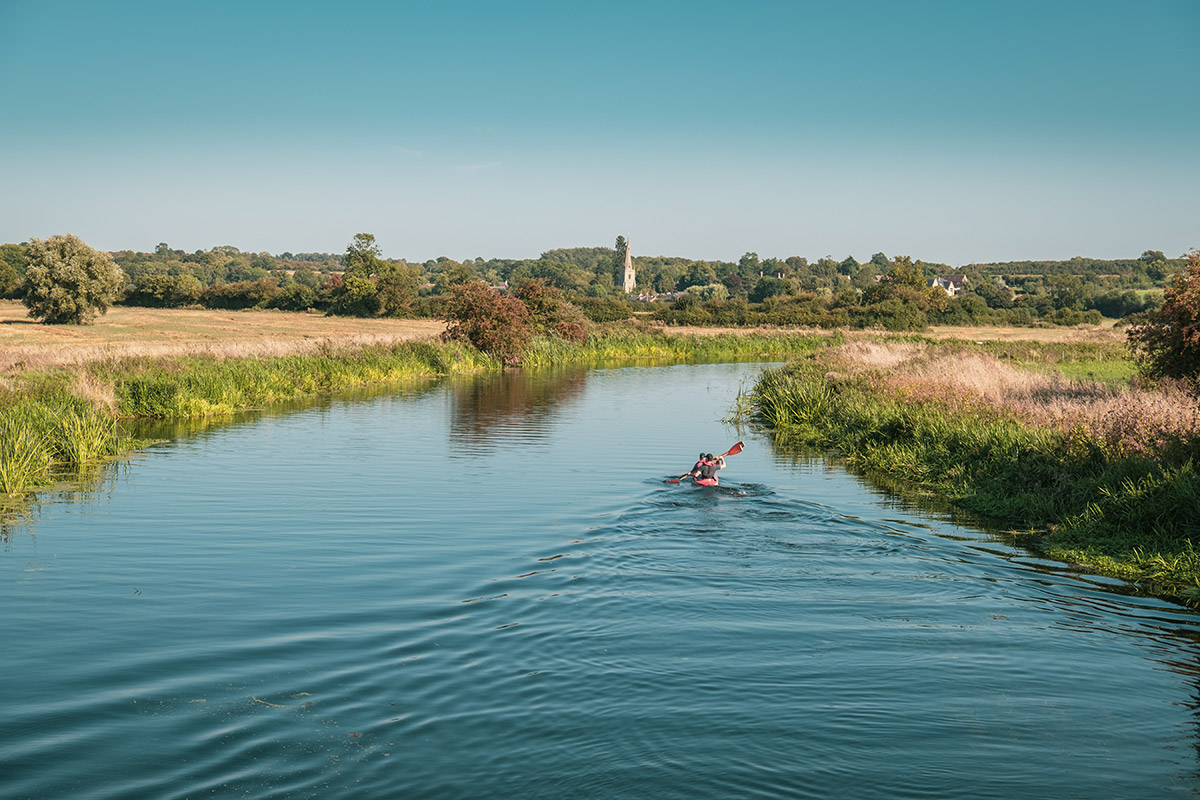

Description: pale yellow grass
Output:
[830,340,1200,456]
[0,301,446,374]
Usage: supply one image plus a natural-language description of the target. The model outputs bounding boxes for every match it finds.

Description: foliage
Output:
[200,279,280,310]
[513,279,588,343]
[22,234,127,324]
[440,280,534,365]
[575,296,632,323]
[375,262,420,316]
[753,344,1200,602]
[1127,250,1200,383]
[126,272,204,307]
[0,242,28,297]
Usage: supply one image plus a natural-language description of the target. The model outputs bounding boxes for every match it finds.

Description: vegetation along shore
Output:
[2,233,1198,608]
[750,335,1200,604]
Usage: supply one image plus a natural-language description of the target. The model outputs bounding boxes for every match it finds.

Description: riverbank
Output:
[750,339,1200,604]
[0,320,826,496]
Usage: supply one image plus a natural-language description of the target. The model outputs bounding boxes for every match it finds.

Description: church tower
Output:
[622,239,636,293]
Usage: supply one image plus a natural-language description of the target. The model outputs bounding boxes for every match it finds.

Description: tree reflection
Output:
[448,367,588,456]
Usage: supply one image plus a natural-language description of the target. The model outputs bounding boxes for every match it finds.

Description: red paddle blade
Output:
[721,442,744,458]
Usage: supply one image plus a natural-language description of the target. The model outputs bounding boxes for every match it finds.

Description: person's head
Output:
[705,453,714,461]
[699,453,706,461]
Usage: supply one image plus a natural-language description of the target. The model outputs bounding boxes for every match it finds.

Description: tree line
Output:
[0,233,1186,330]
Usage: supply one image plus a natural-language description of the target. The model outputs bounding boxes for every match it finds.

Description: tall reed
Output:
[0,406,53,494]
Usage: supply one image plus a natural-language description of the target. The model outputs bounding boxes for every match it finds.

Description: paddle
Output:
[665,441,744,484]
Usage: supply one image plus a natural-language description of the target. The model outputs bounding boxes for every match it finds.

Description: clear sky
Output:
[1,0,1196,265]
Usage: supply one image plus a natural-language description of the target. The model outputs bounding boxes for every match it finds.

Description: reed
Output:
[52,407,120,464]
[0,405,54,494]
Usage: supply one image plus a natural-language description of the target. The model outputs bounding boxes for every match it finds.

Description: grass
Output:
[752,338,1200,604]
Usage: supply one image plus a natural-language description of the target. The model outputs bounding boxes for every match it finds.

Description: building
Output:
[622,240,636,294]
[930,274,967,296]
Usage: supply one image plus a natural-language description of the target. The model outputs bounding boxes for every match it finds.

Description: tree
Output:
[1128,250,1200,382]
[375,262,420,316]
[883,256,925,289]
[343,233,384,276]
[22,234,127,324]
[0,243,27,297]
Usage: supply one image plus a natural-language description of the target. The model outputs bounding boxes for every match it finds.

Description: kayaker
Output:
[679,452,725,486]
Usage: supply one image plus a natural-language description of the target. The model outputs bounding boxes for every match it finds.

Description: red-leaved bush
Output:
[1128,250,1200,384]
[440,281,533,365]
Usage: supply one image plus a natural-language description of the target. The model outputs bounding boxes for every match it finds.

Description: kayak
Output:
[692,477,718,487]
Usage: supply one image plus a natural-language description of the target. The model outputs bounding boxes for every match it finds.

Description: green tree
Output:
[22,234,127,324]
[375,262,420,316]
[0,243,28,297]
[1128,250,1200,381]
[1139,249,1170,283]
[884,256,925,289]
[343,233,384,276]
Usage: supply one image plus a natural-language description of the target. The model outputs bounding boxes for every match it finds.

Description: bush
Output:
[268,283,318,311]
[126,273,203,308]
[440,280,533,365]
[514,279,588,343]
[576,297,632,323]
[200,279,280,310]
[22,234,127,324]
[1129,250,1200,382]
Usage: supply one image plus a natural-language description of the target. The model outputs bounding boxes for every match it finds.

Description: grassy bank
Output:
[751,339,1200,604]
[0,326,825,497]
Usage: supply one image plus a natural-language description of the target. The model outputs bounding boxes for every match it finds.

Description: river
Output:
[2,361,1199,799]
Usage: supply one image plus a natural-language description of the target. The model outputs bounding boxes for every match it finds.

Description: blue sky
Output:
[1,0,1196,265]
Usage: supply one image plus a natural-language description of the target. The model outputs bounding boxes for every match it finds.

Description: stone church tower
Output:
[622,239,636,293]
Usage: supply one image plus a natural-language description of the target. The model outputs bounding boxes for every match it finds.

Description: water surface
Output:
[3,362,1200,799]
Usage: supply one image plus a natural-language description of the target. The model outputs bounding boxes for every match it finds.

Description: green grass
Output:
[752,354,1200,604]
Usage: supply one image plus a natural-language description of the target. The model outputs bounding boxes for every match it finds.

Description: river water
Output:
[2,361,1200,799]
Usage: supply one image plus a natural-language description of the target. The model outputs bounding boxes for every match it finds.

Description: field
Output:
[0,301,446,372]
[0,301,1127,375]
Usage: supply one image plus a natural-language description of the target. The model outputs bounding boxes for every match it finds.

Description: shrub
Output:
[200,279,280,310]
[127,273,203,308]
[22,234,127,324]
[1128,250,1200,383]
[576,297,632,323]
[269,283,318,311]
[440,280,533,365]
[514,279,588,343]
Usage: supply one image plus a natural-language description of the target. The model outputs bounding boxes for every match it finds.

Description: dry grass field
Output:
[0,301,446,373]
[0,299,1126,374]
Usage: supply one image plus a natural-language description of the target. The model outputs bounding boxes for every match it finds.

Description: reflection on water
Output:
[447,367,588,456]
